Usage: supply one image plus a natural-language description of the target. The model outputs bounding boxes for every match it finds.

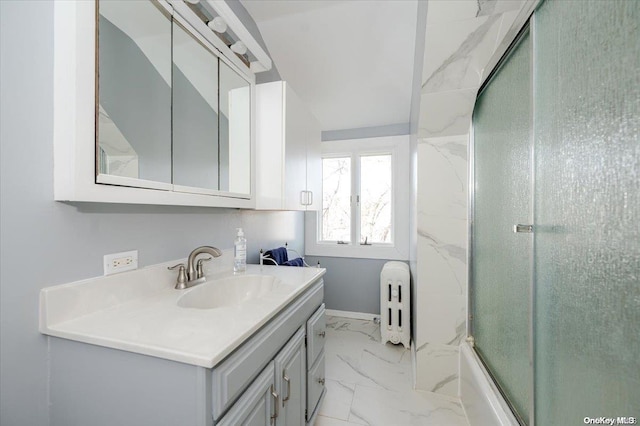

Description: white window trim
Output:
[305,135,410,260]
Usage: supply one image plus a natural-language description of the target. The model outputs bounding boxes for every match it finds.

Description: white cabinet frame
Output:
[53,0,256,208]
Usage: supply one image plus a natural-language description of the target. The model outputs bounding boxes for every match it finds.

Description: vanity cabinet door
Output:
[306,304,326,367]
[217,362,276,426]
[274,327,306,426]
[307,351,326,422]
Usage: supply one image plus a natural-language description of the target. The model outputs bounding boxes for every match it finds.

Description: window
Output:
[306,135,409,260]
[359,154,392,244]
[321,154,393,244]
[322,157,351,242]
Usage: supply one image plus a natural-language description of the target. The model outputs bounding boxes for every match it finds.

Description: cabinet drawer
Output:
[306,350,325,421]
[306,304,326,368]
[212,280,323,421]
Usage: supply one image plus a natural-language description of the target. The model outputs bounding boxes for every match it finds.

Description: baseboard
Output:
[325,309,378,321]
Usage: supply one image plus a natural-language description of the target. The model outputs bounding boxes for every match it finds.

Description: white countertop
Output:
[40,253,325,368]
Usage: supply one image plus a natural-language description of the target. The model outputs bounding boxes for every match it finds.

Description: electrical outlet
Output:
[104,250,138,276]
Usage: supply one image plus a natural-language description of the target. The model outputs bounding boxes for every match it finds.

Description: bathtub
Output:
[459,342,520,426]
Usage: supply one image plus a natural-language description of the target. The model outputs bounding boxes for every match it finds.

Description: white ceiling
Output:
[240,0,419,132]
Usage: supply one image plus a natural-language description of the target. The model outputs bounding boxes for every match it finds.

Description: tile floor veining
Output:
[315,316,470,426]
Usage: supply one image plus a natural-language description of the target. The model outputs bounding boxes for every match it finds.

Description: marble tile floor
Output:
[315,316,470,426]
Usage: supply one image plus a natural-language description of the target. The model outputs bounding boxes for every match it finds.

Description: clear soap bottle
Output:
[234,228,247,273]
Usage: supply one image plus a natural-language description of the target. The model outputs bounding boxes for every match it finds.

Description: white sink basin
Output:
[177,274,283,309]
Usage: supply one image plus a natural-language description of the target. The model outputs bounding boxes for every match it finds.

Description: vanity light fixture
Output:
[230,41,247,55]
[207,16,227,33]
[170,0,272,72]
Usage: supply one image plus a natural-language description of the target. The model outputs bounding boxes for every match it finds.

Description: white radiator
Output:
[380,261,410,349]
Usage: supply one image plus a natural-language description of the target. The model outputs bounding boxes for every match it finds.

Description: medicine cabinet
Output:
[54,0,265,207]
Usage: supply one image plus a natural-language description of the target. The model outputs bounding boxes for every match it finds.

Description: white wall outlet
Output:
[103,250,138,276]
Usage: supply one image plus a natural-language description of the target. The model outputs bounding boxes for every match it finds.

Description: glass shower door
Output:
[533,0,640,423]
[471,29,532,424]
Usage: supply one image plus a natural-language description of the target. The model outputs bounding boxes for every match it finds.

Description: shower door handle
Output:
[513,224,533,233]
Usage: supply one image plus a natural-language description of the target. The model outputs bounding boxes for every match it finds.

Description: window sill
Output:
[304,241,408,261]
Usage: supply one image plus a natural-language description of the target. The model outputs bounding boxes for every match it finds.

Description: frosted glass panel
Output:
[472,30,531,423]
[534,0,640,423]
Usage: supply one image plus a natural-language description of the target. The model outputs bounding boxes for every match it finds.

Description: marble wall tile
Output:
[494,10,521,53]
[426,0,524,26]
[422,14,502,93]
[417,137,468,219]
[415,343,460,398]
[426,1,484,26]
[417,235,466,296]
[418,88,477,138]
[417,215,466,251]
[416,294,466,347]
[416,136,468,297]
[477,0,526,17]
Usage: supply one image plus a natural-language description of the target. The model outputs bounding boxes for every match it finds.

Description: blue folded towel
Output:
[264,247,288,265]
[282,257,304,267]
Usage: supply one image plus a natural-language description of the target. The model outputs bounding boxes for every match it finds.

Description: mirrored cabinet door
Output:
[93,0,253,202]
[97,0,172,185]
[172,21,220,191]
[219,60,251,195]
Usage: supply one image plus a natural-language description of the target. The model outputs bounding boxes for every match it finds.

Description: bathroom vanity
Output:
[40,256,326,426]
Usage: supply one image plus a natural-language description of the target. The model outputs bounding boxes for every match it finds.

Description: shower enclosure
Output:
[469,1,640,424]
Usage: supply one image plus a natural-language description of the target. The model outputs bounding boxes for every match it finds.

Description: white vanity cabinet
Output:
[53,0,258,209]
[255,81,322,211]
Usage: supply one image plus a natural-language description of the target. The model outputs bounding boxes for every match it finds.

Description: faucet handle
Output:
[168,264,188,289]
[196,257,212,279]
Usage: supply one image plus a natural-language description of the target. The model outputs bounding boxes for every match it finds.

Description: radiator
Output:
[380,261,410,349]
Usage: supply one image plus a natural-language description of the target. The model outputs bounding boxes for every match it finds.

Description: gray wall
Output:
[0,2,301,425]
[321,123,410,142]
[305,256,407,315]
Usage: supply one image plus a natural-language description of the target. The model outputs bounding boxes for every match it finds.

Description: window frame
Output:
[305,135,410,260]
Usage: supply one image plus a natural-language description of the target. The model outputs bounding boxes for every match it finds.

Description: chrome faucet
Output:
[168,246,222,290]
